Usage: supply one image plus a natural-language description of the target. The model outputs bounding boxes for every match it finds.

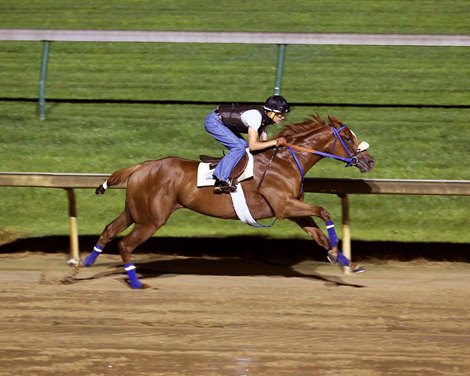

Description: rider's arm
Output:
[242,110,286,151]
[247,127,278,151]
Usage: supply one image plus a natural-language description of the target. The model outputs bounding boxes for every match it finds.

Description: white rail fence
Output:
[1,29,469,119]
[2,29,470,45]
[1,172,468,263]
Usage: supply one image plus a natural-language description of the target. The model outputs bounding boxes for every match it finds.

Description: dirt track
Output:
[1,251,469,376]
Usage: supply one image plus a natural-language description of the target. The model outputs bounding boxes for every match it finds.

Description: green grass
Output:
[2,43,469,106]
[1,103,469,243]
[1,1,469,34]
[0,1,469,244]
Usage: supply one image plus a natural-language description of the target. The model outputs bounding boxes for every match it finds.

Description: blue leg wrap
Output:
[82,245,103,267]
[326,221,351,267]
[124,263,143,289]
[325,220,338,248]
[337,251,351,267]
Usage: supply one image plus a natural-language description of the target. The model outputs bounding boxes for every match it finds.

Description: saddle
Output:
[199,152,249,181]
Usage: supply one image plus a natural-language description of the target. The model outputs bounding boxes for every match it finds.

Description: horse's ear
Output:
[308,113,326,126]
[311,113,322,123]
[328,115,341,127]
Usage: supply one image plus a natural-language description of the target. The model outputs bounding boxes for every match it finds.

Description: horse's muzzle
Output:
[356,153,375,173]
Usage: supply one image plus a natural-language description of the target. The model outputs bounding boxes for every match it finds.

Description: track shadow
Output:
[127,257,363,288]
[61,257,364,288]
[1,235,469,263]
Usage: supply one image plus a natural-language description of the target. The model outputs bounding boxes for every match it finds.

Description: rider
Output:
[204,95,290,193]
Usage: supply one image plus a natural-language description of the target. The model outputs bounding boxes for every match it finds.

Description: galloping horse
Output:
[83,114,375,288]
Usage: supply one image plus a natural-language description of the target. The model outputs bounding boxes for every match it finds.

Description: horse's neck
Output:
[254,139,323,177]
[288,131,330,172]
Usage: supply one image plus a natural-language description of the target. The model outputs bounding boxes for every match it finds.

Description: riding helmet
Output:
[263,95,290,113]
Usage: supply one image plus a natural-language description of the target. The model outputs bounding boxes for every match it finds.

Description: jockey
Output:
[204,95,290,193]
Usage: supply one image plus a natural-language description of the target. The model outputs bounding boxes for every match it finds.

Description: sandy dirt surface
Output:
[0,251,469,376]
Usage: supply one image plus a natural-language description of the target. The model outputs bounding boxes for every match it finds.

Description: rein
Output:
[286,125,359,166]
[252,123,363,224]
[285,124,360,195]
[256,147,279,193]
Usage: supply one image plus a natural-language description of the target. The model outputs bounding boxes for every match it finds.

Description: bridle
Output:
[285,123,369,195]
[287,124,367,166]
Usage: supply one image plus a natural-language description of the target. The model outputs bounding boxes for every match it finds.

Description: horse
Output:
[82,114,375,288]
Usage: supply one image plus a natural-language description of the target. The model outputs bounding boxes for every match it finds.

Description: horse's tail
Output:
[95,163,143,195]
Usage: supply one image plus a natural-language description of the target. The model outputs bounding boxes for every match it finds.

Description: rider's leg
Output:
[204,112,248,182]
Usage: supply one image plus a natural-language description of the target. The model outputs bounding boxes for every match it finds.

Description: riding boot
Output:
[214,179,236,194]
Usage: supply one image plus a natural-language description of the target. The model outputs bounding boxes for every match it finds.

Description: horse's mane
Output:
[276,113,328,139]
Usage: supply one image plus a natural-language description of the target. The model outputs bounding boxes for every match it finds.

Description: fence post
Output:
[65,188,80,262]
[273,44,287,95]
[339,193,352,274]
[38,40,51,120]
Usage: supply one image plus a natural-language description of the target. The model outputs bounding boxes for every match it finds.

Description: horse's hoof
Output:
[80,258,94,268]
[351,264,366,274]
[132,284,151,289]
[327,250,338,264]
[128,281,151,289]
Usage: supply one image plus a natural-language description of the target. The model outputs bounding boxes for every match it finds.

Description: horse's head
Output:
[325,116,375,173]
[277,114,375,173]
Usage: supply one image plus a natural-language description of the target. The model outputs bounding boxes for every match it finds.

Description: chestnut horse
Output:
[83,114,375,288]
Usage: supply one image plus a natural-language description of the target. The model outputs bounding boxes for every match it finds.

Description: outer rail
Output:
[1,29,470,46]
[2,29,469,119]
[0,172,114,261]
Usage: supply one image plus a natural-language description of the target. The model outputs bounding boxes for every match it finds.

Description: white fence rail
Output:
[1,172,469,264]
[2,29,470,46]
[1,29,469,119]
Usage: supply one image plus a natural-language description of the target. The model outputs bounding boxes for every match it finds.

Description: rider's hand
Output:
[276,137,287,147]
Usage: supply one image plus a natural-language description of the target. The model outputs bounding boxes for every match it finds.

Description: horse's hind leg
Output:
[82,209,133,267]
[117,223,159,289]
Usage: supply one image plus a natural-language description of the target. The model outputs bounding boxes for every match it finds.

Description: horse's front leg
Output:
[279,197,337,253]
[288,216,335,252]
[281,198,365,273]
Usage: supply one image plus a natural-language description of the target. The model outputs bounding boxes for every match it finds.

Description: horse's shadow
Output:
[80,257,365,288]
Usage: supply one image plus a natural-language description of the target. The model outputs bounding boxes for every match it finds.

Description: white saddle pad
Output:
[197,149,254,187]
